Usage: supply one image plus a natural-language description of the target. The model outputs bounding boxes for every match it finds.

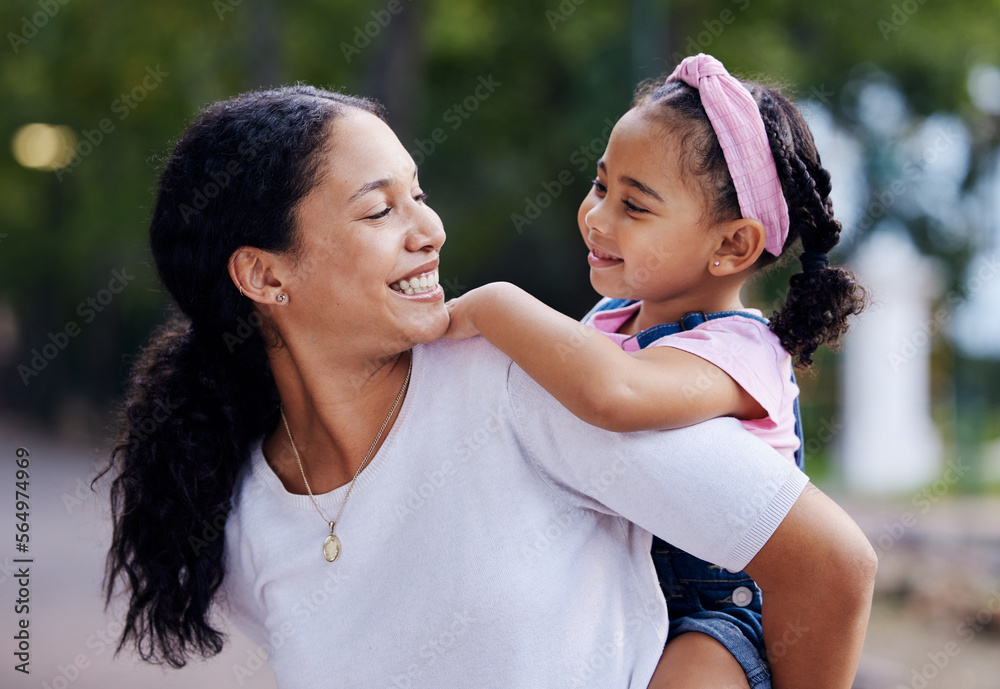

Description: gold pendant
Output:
[323,534,341,562]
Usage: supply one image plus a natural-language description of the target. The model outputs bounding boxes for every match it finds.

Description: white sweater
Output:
[222,337,808,689]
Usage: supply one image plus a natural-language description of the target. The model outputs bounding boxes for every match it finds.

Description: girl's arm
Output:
[445,282,764,433]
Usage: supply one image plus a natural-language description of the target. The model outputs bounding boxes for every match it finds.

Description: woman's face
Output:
[277,110,448,358]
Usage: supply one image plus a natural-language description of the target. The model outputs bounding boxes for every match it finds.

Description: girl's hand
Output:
[444,282,516,341]
[444,291,482,340]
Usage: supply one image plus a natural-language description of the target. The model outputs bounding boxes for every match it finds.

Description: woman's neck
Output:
[262,346,412,495]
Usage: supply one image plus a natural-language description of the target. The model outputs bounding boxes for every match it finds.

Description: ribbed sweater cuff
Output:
[728,468,810,571]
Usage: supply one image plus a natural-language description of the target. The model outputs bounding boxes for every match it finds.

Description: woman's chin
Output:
[405,304,451,345]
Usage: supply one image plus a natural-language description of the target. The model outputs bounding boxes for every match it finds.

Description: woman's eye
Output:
[590,178,607,195]
[414,191,429,202]
[622,199,648,214]
[365,206,392,220]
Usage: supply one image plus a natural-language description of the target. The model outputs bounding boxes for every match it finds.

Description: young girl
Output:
[445,53,867,689]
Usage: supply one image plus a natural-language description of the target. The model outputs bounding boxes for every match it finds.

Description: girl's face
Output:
[276,110,449,359]
[577,108,723,308]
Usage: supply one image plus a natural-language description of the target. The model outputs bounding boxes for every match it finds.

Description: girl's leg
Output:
[647,632,751,689]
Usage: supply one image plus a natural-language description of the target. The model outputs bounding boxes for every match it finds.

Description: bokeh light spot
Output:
[11,123,76,171]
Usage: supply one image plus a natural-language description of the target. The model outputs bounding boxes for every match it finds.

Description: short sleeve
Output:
[506,362,809,572]
[647,317,796,425]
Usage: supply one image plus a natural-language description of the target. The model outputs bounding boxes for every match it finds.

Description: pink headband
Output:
[666,53,789,256]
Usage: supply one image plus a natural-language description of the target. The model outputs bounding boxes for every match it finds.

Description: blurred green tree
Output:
[1,0,998,451]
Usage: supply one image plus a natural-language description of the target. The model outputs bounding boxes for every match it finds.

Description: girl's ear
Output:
[710,218,767,276]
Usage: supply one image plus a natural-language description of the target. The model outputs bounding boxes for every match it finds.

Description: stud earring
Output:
[276,294,287,303]
[714,261,720,266]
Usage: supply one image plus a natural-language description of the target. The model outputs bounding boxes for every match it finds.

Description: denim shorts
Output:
[652,536,771,689]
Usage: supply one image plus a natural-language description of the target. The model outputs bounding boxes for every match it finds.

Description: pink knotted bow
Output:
[667,53,790,256]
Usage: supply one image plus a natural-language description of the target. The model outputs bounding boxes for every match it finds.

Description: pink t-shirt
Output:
[584,300,800,463]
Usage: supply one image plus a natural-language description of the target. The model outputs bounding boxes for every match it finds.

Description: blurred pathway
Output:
[0,417,277,689]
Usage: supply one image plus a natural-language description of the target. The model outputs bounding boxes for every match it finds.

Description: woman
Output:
[101,85,875,688]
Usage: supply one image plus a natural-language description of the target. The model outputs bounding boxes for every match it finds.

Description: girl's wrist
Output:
[470,282,519,332]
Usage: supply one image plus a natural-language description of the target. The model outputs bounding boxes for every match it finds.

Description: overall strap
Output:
[631,309,769,349]
[791,370,805,471]
[585,299,806,471]
[581,297,635,322]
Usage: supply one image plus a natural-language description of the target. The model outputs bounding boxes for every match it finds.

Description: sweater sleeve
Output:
[505,361,809,572]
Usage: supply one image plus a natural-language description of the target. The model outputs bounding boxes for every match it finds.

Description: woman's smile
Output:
[389,267,441,297]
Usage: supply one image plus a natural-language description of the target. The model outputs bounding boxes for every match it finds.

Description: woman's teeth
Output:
[390,270,439,295]
[592,247,620,260]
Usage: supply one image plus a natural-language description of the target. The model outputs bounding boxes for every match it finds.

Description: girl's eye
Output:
[622,199,648,214]
[414,191,429,202]
[590,178,607,195]
[365,206,392,220]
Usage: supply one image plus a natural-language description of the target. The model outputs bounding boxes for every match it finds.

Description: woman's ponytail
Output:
[102,314,278,667]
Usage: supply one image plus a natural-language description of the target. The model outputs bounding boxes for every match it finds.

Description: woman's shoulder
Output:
[417,335,515,371]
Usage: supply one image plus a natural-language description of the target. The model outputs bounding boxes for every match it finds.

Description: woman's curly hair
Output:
[95,86,383,667]
[634,77,868,368]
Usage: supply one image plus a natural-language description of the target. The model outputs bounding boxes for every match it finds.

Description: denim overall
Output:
[584,299,805,689]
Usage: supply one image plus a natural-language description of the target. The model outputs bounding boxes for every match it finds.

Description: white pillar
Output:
[839,228,943,493]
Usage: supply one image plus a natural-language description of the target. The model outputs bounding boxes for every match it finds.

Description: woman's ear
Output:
[710,218,768,276]
[228,248,285,304]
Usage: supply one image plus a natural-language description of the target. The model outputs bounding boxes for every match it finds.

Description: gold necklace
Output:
[280,353,412,562]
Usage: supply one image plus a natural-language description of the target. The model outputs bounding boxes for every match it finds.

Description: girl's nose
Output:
[584,197,609,235]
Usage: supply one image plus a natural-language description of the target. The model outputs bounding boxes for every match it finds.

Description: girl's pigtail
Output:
[757,90,869,368]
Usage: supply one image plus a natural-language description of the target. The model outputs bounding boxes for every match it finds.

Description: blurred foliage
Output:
[1,0,999,446]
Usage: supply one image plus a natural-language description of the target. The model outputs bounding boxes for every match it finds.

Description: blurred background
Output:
[1,0,999,687]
